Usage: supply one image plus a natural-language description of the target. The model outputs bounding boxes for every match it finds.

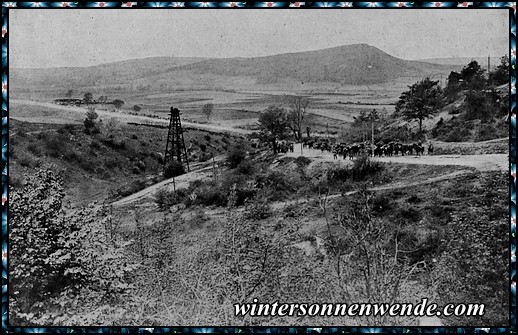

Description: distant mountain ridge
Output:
[10,44,460,93]
[172,44,458,85]
[418,56,497,70]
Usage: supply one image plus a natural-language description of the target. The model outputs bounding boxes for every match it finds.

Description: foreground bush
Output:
[9,168,134,325]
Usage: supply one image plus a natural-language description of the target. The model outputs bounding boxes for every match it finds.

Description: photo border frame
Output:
[0,2,516,333]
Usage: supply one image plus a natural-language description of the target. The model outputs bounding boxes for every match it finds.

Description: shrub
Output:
[18,155,35,168]
[199,144,207,152]
[398,205,422,222]
[329,166,351,182]
[245,198,271,220]
[164,161,185,178]
[227,144,246,169]
[57,124,75,135]
[27,143,42,157]
[294,156,311,169]
[427,201,452,226]
[10,169,69,321]
[236,160,254,175]
[9,175,24,188]
[476,123,499,142]
[254,169,304,202]
[187,182,227,207]
[9,142,16,159]
[63,151,79,162]
[90,140,101,150]
[9,170,132,325]
[351,154,383,181]
[432,118,472,142]
[372,194,393,213]
[198,153,210,163]
[84,109,99,134]
[46,136,68,158]
[79,160,95,172]
[117,180,147,197]
[102,138,126,150]
[154,188,184,211]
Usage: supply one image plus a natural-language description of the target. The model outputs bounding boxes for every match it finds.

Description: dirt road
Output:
[112,156,225,207]
[10,99,252,135]
[114,145,505,208]
[288,143,507,172]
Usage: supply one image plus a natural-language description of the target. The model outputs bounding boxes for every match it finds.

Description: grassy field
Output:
[11,83,400,137]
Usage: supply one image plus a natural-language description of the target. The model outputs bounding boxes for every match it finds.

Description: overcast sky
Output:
[9,9,509,68]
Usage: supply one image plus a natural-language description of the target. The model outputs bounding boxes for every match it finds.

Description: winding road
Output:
[287,143,507,172]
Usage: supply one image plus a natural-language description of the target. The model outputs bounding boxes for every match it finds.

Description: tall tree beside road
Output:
[396,77,443,132]
[287,96,310,142]
[258,106,288,154]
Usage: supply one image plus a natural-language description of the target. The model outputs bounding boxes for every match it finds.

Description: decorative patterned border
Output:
[0,2,515,333]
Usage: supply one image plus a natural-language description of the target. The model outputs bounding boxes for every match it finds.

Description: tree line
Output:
[395,55,509,132]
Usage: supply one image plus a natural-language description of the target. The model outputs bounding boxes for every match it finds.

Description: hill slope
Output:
[178,44,457,85]
[10,44,458,93]
[10,57,207,92]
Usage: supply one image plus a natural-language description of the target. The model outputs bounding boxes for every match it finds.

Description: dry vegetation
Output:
[9,124,508,325]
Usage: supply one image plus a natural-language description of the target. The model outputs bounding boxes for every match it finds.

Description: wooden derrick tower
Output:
[163,106,190,173]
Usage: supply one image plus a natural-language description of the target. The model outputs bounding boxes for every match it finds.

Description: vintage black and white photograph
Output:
[8,7,510,327]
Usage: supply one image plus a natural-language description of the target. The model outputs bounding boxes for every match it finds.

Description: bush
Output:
[63,151,79,162]
[9,175,24,188]
[398,205,422,222]
[79,160,95,173]
[372,194,393,213]
[9,170,132,325]
[90,140,101,150]
[164,161,185,178]
[294,156,311,169]
[329,166,351,182]
[18,155,35,168]
[27,143,42,156]
[351,154,383,181]
[185,181,227,207]
[236,160,254,175]
[245,198,271,220]
[46,135,69,158]
[102,138,126,150]
[254,170,300,201]
[57,124,75,135]
[227,145,246,169]
[431,118,472,142]
[154,188,184,210]
[198,153,210,163]
[117,179,147,197]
